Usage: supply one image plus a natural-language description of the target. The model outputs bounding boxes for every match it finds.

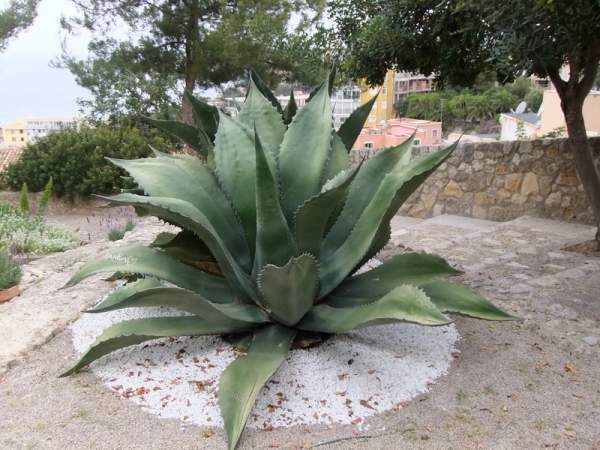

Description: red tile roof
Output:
[0,147,24,172]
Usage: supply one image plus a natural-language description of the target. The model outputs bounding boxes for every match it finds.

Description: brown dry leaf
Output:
[360,399,376,410]
[564,362,576,373]
[203,428,215,438]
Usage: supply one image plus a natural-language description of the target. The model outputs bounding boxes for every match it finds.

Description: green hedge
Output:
[3,125,167,197]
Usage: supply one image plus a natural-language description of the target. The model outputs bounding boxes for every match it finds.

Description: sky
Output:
[0,0,90,123]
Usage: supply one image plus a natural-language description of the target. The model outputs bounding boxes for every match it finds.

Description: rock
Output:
[582,336,598,346]
[474,192,493,205]
[505,173,523,193]
[474,151,484,160]
[472,205,487,219]
[443,180,464,198]
[545,192,562,208]
[521,172,539,197]
[557,174,579,186]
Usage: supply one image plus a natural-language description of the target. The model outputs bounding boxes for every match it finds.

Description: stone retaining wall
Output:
[351,137,600,224]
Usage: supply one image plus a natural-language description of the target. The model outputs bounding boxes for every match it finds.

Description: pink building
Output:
[353,118,442,151]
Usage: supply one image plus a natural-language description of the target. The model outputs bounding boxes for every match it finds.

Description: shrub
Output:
[0,244,21,290]
[3,125,167,198]
[19,183,30,213]
[0,203,79,255]
[37,177,54,216]
[107,219,136,241]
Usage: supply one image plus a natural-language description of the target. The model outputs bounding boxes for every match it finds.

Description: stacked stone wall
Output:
[351,137,600,224]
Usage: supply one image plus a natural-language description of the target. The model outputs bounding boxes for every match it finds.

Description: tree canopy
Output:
[331,0,600,243]
[0,0,39,51]
[59,0,330,122]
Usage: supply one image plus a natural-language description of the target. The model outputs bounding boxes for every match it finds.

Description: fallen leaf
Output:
[360,399,376,410]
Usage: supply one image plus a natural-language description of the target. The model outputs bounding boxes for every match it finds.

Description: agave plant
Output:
[61,70,514,450]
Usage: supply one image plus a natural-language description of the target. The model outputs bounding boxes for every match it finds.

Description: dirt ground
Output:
[1,213,599,450]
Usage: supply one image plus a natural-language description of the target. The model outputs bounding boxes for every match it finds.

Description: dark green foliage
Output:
[4,125,166,197]
[58,0,330,121]
[0,0,39,51]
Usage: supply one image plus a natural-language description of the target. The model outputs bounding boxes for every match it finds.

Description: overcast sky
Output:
[0,0,90,123]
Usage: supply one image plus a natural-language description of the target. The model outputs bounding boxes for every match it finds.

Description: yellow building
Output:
[0,120,28,149]
[0,117,79,150]
[361,70,434,126]
[539,89,600,136]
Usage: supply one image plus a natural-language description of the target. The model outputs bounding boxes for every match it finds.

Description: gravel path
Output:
[1,214,599,450]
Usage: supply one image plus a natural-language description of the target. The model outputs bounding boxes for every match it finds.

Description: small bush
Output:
[37,177,53,216]
[19,183,30,213]
[107,219,136,241]
[0,245,22,290]
[0,204,79,255]
[3,125,167,197]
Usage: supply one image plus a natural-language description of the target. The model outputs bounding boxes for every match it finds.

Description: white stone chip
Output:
[71,302,459,430]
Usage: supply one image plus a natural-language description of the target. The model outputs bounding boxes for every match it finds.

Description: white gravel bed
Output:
[71,302,459,430]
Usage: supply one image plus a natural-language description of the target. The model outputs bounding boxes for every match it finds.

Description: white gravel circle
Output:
[70,303,459,430]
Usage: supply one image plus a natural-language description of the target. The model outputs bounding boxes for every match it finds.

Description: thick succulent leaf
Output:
[299,285,450,333]
[213,112,261,249]
[250,70,283,114]
[143,118,207,157]
[239,78,287,157]
[65,245,235,301]
[87,277,163,312]
[326,252,461,306]
[219,324,295,450]
[323,133,351,184]
[357,221,391,269]
[108,155,250,271]
[307,66,337,101]
[421,281,517,321]
[282,90,297,124]
[320,145,454,297]
[294,164,360,257]
[337,93,378,151]
[89,284,269,323]
[150,230,215,264]
[323,138,413,253]
[61,317,254,377]
[100,194,257,301]
[278,80,333,220]
[254,133,296,272]
[363,141,460,263]
[258,254,318,326]
[185,91,219,140]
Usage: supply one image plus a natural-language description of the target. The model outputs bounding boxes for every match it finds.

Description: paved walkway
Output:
[1,214,599,449]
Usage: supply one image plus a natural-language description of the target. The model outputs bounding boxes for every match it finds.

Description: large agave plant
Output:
[62,71,514,449]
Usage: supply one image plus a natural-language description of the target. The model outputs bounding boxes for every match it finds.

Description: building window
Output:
[364,142,374,149]
[433,130,438,137]
[414,139,421,145]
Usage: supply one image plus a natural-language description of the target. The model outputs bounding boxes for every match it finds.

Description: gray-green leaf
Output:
[219,324,295,450]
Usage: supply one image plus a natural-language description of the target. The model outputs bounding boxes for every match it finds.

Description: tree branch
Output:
[577,42,600,102]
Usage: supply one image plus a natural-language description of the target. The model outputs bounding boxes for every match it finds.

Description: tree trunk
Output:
[182,74,195,125]
[562,98,600,245]
[181,0,200,126]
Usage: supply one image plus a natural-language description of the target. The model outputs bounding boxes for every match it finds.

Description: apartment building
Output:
[331,85,361,130]
[361,70,434,126]
[0,117,79,149]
